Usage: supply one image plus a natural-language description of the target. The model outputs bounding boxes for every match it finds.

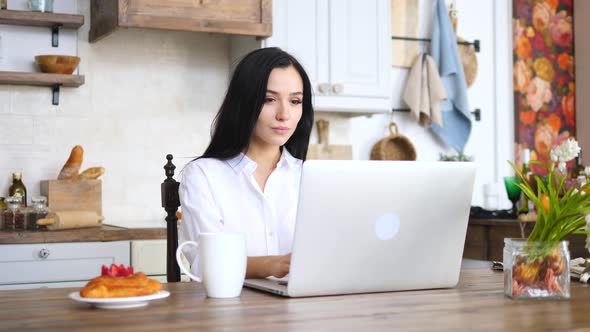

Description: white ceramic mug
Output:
[176,233,247,298]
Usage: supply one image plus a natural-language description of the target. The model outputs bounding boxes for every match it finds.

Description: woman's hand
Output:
[246,254,291,279]
[268,253,291,278]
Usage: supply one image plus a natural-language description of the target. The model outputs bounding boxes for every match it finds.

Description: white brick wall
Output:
[0,0,228,228]
[0,0,509,223]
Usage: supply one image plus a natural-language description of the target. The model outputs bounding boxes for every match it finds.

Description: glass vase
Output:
[503,238,570,299]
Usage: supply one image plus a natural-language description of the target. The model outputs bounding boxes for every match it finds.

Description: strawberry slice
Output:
[108,264,118,276]
[101,263,134,277]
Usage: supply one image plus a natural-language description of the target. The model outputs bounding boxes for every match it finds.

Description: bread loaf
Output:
[79,167,105,180]
[80,272,162,298]
[58,145,84,180]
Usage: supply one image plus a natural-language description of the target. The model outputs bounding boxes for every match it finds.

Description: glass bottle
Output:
[519,149,531,215]
[3,196,24,231]
[0,197,6,230]
[44,0,52,12]
[572,152,584,179]
[28,0,45,12]
[8,172,27,207]
[28,196,49,231]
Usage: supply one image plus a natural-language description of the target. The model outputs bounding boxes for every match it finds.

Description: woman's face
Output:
[251,65,304,149]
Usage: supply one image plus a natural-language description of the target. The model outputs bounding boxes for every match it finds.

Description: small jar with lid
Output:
[28,196,50,231]
[2,196,24,231]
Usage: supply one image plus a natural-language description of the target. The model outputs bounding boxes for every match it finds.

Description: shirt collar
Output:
[277,147,299,169]
[226,148,299,175]
[226,153,256,175]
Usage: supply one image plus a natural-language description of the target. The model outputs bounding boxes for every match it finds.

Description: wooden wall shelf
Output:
[0,9,84,28]
[0,71,84,87]
[0,9,84,47]
[0,71,85,105]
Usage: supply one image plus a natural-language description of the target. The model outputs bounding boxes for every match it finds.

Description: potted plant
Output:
[504,139,590,299]
[438,152,474,162]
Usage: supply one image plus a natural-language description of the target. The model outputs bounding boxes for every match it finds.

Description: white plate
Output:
[69,290,170,309]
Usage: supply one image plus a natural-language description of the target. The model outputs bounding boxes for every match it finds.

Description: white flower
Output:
[558,161,567,173]
[551,139,581,165]
[585,166,590,177]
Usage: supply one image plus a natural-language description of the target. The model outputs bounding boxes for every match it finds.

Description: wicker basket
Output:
[370,122,417,161]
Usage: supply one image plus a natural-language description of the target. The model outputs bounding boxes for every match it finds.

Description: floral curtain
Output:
[513,0,575,175]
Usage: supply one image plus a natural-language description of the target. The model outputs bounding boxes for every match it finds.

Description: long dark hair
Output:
[199,47,314,161]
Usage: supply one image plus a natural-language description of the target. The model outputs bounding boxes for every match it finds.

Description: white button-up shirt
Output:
[178,149,302,276]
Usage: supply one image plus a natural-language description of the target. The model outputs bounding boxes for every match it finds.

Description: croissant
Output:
[80,272,162,298]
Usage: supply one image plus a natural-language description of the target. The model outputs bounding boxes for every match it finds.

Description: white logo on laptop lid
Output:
[375,213,400,240]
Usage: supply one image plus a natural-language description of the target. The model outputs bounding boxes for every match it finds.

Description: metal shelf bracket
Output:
[52,84,61,105]
[51,24,63,47]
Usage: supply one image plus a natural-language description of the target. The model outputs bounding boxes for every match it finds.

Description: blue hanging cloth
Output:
[430,0,472,152]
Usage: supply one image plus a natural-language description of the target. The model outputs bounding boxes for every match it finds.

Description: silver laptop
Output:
[244,160,476,297]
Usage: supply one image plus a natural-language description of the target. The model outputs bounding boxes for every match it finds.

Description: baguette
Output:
[57,145,84,180]
[79,166,105,180]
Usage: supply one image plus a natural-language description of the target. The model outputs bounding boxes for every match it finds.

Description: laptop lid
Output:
[286,160,476,297]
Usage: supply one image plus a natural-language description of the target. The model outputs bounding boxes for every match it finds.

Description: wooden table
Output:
[1,268,590,331]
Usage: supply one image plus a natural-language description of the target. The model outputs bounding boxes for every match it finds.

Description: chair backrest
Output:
[161,154,181,282]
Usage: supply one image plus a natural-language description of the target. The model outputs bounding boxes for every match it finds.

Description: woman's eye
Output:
[265,97,275,103]
[291,99,302,105]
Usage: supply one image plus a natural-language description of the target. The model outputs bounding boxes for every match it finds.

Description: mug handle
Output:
[176,241,202,282]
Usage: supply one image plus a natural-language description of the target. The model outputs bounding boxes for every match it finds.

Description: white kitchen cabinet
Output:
[230,0,391,113]
[131,239,190,282]
[0,241,130,290]
[131,239,166,277]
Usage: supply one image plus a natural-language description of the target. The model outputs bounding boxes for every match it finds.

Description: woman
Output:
[179,47,314,279]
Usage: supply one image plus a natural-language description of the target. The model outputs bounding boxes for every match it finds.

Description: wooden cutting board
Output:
[307,119,352,160]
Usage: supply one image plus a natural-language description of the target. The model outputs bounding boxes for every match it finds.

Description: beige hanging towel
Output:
[402,53,447,128]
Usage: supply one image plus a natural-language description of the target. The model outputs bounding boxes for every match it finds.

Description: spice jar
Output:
[3,196,24,231]
[28,196,50,231]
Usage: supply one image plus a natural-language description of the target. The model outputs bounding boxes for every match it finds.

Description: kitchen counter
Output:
[1,268,590,331]
[0,225,166,244]
[466,217,589,261]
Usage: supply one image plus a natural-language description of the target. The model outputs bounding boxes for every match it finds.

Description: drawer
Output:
[0,241,130,285]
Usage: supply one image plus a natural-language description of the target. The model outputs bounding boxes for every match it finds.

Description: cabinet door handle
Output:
[38,248,50,259]
[318,83,330,94]
[332,84,343,94]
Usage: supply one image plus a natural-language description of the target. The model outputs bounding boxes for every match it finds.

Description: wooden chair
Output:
[161,154,181,282]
